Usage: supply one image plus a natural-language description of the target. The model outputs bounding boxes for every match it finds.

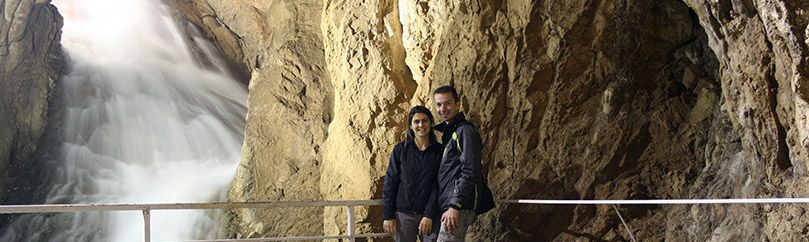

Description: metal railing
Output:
[0,200,388,242]
[499,198,809,242]
[4,198,809,241]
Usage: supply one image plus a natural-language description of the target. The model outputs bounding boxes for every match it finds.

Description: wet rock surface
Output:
[0,0,63,207]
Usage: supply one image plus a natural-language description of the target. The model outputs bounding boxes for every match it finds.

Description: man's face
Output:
[434,93,459,122]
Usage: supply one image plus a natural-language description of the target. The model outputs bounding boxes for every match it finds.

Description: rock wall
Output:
[0,0,63,205]
[172,0,809,240]
[168,0,333,238]
[320,0,414,236]
[668,1,809,241]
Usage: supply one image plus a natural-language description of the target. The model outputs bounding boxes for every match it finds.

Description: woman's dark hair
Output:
[406,105,437,144]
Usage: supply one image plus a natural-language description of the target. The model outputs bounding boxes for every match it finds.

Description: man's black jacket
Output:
[434,113,483,211]
[382,139,443,220]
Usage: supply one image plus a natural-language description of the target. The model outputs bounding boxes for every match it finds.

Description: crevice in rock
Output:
[384,0,417,102]
[762,43,793,172]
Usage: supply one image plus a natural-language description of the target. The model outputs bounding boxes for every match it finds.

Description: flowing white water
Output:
[2,0,247,241]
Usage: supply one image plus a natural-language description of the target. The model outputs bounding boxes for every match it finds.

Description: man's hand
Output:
[383,219,397,233]
[418,217,433,235]
[441,208,460,231]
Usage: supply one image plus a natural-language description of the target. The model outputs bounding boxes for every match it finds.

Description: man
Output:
[432,85,484,242]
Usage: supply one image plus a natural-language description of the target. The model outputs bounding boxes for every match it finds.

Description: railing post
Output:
[346,205,355,242]
[143,209,151,242]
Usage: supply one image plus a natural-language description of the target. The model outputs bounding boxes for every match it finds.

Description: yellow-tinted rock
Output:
[172,0,809,240]
[168,0,333,238]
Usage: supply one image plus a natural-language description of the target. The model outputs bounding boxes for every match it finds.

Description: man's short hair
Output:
[433,85,459,102]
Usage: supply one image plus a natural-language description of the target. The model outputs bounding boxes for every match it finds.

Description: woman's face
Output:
[410,112,432,138]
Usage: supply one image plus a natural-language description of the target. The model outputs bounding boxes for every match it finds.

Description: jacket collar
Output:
[436,112,467,132]
[406,137,441,151]
[435,112,467,144]
[447,112,467,127]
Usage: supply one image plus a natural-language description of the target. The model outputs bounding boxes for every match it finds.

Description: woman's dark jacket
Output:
[382,139,443,220]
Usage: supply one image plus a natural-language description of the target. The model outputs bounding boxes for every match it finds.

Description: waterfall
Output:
[1,0,247,241]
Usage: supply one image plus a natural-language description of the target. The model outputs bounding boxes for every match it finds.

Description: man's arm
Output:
[452,125,482,209]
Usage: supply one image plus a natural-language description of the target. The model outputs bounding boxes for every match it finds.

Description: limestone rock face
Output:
[174,0,809,240]
[320,0,414,236]
[667,1,809,241]
[0,0,63,205]
[167,0,333,238]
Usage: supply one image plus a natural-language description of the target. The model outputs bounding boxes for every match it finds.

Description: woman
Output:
[383,106,443,242]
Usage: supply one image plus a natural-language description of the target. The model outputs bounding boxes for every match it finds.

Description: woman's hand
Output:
[418,217,433,235]
[383,219,397,233]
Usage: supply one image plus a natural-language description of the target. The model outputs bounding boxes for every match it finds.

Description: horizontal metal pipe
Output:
[0,200,383,214]
[162,233,391,242]
[6,198,809,214]
[4,198,809,242]
[497,198,809,205]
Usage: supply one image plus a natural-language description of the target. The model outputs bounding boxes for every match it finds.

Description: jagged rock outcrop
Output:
[320,0,415,236]
[0,0,63,205]
[168,0,333,238]
[666,1,809,241]
[172,0,809,240]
